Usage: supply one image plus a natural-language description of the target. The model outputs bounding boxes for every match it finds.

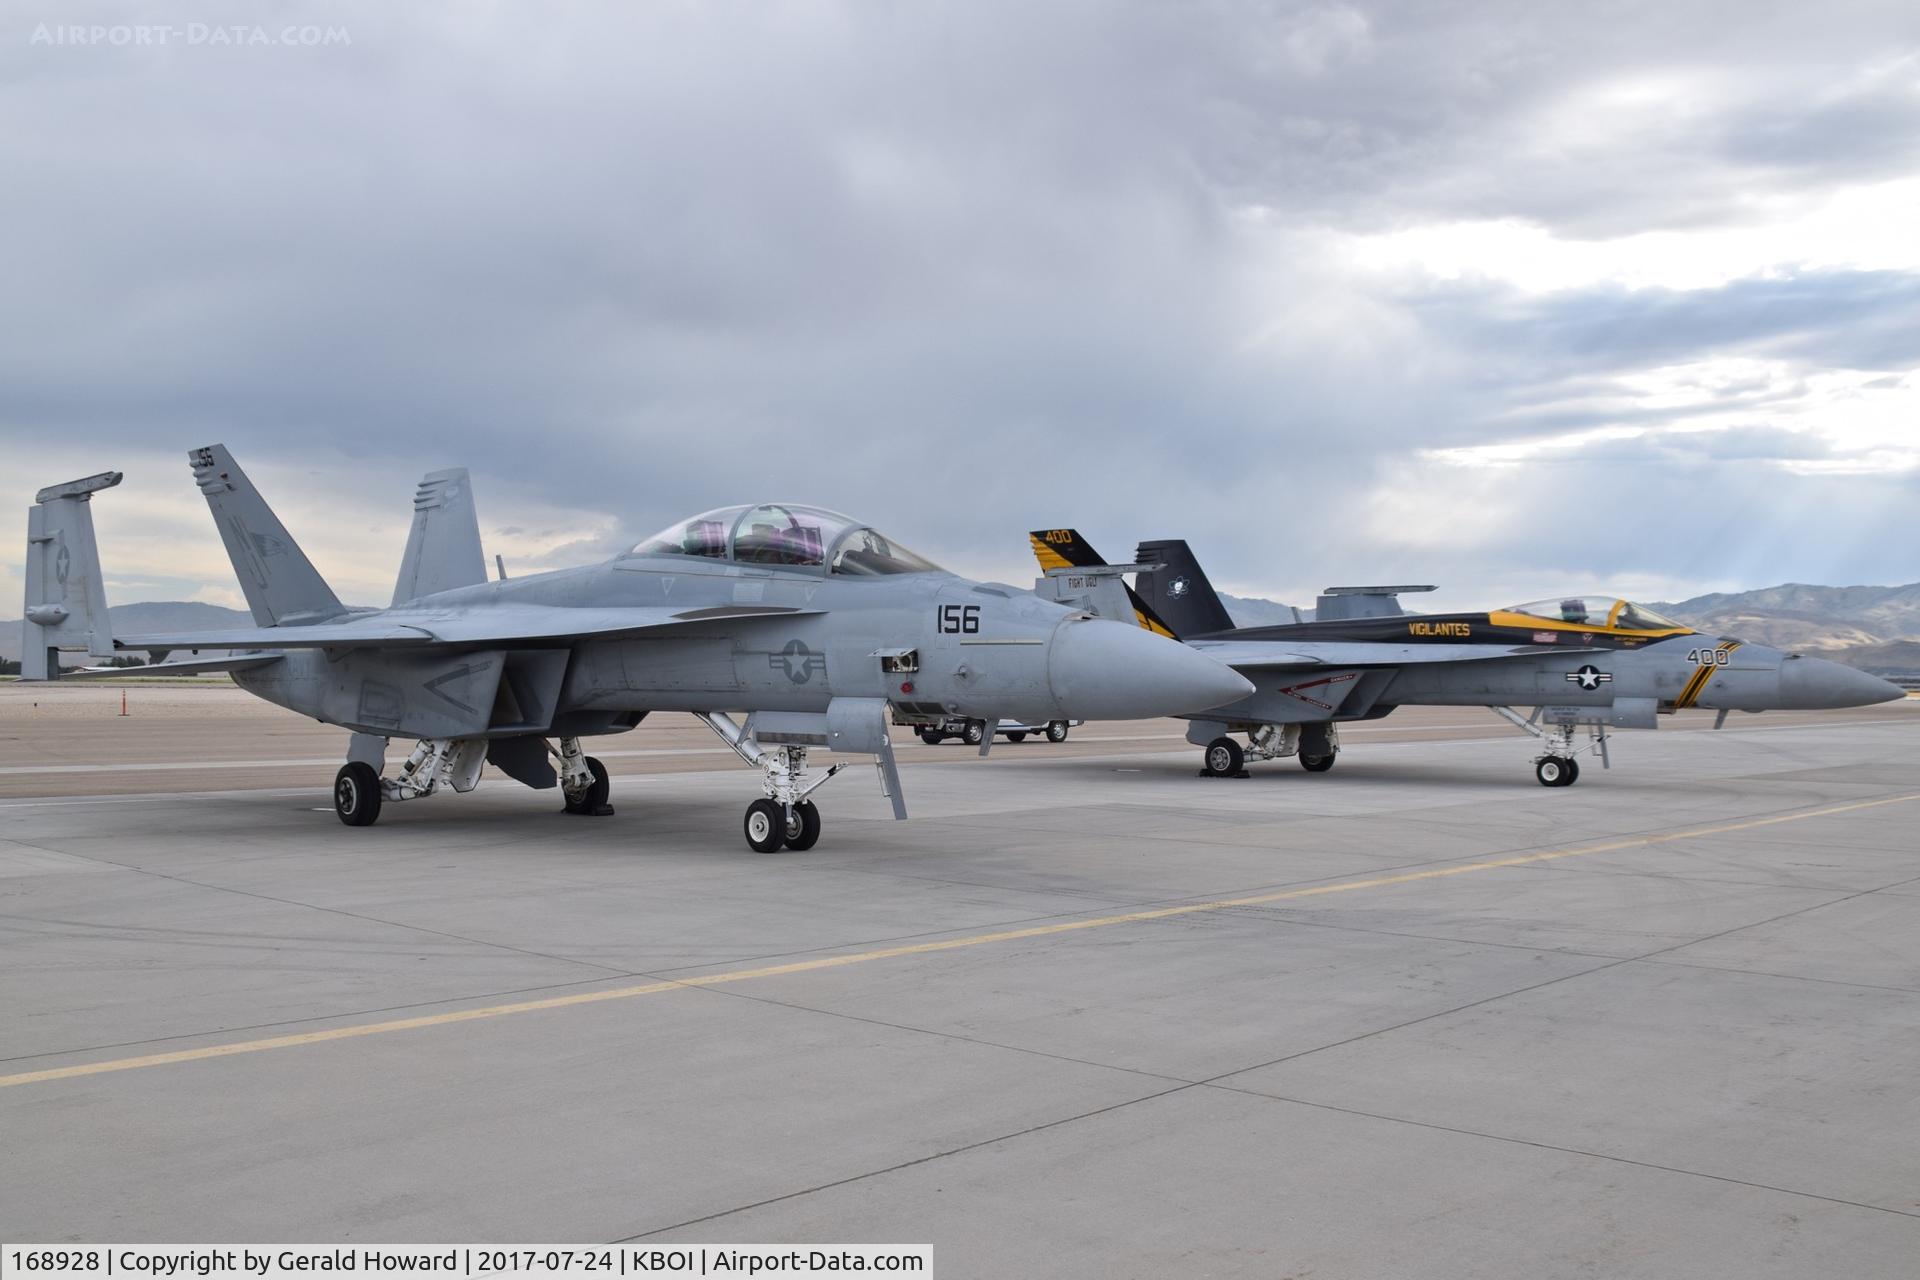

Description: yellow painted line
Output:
[4,792,1917,1091]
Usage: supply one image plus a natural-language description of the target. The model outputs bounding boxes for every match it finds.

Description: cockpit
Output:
[1504,597,1691,634]
[625,504,944,576]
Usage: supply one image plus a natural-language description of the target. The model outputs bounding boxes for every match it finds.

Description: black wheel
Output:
[963,720,986,746]
[784,800,823,851]
[1203,737,1244,777]
[1563,757,1581,785]
[1007,731,1027,743]
[918,728,943,744]
[1300,753,1336,773]
[745,798,786,853]
[1046,721,1069,743]
[334,762,383,827]
[1535,757,1571,787]
[563,756,612,814]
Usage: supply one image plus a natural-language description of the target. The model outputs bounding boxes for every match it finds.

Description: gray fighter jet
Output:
[15,450,1252,851]
[1031,529,1904,787]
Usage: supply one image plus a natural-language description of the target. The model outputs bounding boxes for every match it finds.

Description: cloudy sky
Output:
[4,0,1918,614]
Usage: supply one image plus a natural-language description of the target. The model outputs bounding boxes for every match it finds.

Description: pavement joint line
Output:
[619,1081,1201,1243]
[627,859,1920,1240]
[1205,1084,1920,1222]
[1635,955,1920,997]
[1194,868,1920,1089]
[2,790,1915,1091]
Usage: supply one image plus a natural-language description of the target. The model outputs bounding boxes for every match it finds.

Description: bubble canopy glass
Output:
[626,504,943,576]
[1505,597,1687,632]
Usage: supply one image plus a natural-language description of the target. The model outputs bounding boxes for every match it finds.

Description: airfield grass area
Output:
[1,683,1917,1275]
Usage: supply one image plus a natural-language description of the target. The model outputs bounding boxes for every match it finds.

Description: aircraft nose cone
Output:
[1778,655,1906,709]
[1048,619,1253,719]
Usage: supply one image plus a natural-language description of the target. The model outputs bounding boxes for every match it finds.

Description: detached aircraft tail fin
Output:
[20,471,122,678]
[1028,528,1178,637]
[1133,539,1237,639]
[392,468,487,606]
[189,445,343,626]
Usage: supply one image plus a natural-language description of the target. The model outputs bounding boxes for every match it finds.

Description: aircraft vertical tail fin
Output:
[20,471,122,679]
[1028,528,1178,637]
[1030,528,1109,573]
[189,445,343,626]
[1133,539,1237,639]
[392,468,487,605]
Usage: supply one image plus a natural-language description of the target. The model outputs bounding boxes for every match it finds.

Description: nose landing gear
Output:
[697,709,895,853]
[1491,707,1607,787]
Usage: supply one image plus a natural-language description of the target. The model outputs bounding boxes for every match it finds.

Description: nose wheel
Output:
[745,798,822,853]
[1535,756,1581,787]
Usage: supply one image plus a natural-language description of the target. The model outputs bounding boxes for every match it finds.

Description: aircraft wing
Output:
[70,652,288,677]
[115,604,824,651]
[1187,640,1557,669]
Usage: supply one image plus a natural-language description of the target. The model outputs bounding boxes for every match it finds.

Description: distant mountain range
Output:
[8,585,1920,675]
[1649,583,1920,677]
[1220,592,1310,627]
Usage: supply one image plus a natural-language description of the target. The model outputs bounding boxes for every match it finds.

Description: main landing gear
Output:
[1199,723,1340,778]
[556,736,613,815]
[330,735,610,826]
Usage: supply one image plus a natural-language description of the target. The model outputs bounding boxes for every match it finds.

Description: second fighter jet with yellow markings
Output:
[1031,529,1903,787]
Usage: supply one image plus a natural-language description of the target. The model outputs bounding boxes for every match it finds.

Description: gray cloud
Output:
[2,1,1917,612]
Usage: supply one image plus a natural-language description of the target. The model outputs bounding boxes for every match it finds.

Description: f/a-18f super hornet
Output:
[15,451,1253,851]
[1031,529,1903,786]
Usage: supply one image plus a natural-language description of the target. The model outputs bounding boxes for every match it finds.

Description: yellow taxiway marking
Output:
[4,792,1917,1091]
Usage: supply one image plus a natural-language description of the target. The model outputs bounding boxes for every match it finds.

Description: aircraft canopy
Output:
[627,504,943,576]
[1504,597,1687,632]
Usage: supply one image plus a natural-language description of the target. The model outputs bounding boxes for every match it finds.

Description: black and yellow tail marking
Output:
[1029,528,1105,572]
[1676,638,1743,709]
[1028,528,1177,638]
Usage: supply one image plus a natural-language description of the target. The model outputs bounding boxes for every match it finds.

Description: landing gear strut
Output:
[1491,707,1607,787]
[699,711,864,853]
[556,737,613,815]
[1198,723,1339,777]
[330,734,615,827]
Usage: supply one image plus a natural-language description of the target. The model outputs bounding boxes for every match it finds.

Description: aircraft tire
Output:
[563,757,612,814]
[1563,757,1581,785]
[1535,757,1572,787]
[745,799,786,853]
[1007,731,1027,743]
[963,720,986,746]
[1203,737,1244,777]
[334,762,383,827]
[785,800,823,851]
[1046,721,1069,743]
[1300,753,1336,773]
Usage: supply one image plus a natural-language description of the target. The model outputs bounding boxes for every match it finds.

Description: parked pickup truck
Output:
[913,718,1076,746]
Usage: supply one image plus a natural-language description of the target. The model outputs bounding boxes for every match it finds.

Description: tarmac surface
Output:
[2,686,1917,1277]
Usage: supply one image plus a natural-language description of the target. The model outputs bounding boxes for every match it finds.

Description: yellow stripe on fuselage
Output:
[1676,639,1743,709]
[1485,609,1693,640]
